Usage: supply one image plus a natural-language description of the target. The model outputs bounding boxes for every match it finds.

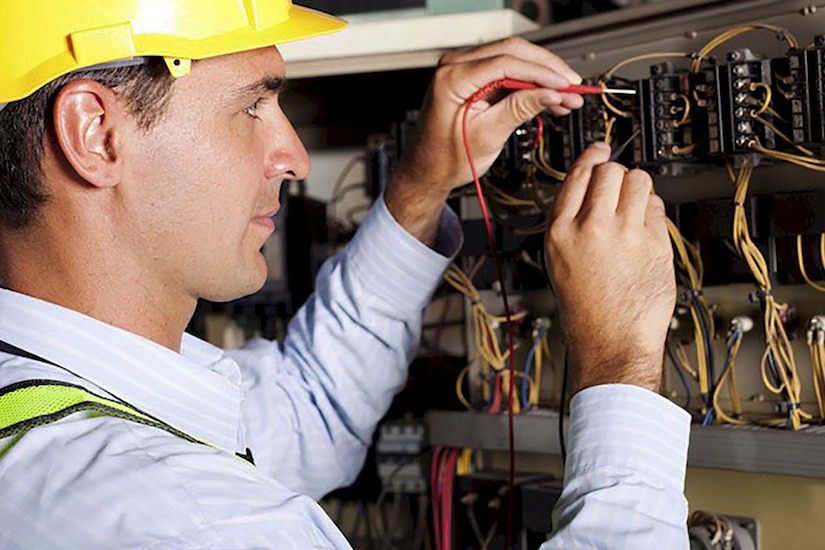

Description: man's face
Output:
[118,47,309,304]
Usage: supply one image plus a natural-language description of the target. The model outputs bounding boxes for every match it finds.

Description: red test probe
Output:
[470,77,636,97]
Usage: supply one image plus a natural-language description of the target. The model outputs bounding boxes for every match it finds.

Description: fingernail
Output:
[566,70,583,85]
[592,141,611,151]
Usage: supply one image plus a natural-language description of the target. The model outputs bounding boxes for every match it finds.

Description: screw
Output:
[802,5,818,15]
[729,51,741,61]
[685,30,698,40]
[584,51,596,61]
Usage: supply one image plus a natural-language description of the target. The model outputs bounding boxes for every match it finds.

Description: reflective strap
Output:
[0,379,202,445]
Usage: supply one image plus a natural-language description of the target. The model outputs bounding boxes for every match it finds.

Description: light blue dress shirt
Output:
[0,197,690,549]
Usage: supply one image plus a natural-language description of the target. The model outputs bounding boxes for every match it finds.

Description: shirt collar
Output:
[0,288,241,451]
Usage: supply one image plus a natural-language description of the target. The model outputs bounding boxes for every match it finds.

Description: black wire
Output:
[559,352,569,465]
[538,246,567,464]
[665,341,692,410]
[690,293,715,389]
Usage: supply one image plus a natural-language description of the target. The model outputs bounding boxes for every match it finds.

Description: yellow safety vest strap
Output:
[0,379,202,445]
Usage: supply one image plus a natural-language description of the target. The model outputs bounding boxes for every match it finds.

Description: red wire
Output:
[431,447,443,548]
[488,371,502,415]
[441,449,459,550]
[462,80,520,549]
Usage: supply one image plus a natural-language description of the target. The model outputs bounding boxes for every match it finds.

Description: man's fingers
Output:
[616,168,654,223]
[578,162,628,220]
[645,193,672,249]
[441,37,581,85]
[551,142,612,221]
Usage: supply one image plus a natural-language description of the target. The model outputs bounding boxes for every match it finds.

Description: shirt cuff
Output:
[345,195,463,312]
[566,384,691,491]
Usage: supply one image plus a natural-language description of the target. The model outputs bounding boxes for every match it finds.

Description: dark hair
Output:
[0,58,175,230]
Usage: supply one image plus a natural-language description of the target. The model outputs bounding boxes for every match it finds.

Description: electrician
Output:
[0,0,688,548]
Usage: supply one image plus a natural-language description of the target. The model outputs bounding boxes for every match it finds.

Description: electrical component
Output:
[565,78,635,167]
[635,61,697,174]
[376,421,427,494]
[688,511,759,550]
[700,49,776,156]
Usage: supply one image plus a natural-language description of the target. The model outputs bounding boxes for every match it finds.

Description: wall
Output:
[686,467,825,550]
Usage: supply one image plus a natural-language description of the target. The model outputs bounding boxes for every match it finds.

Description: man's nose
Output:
[265,118,310,181]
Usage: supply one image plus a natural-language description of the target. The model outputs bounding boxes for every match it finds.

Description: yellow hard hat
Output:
[0,0,347,105]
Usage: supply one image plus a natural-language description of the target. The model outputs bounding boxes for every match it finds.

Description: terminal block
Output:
[771,37,825,149]
[635,62,696,174]
[696,49,775,156]
[565,79,635,168]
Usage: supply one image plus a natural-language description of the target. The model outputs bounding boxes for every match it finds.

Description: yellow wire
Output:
[456,366,474,410]
[749,82,772,117]
[752,115,816,157]
[691,25,799,73]
[600,90,633,119]
[675,94,691,127]
[593,52,692,133]
[731,164,810,430]
[532,133,567,181]
[667,218,713,399]
[809,329,825,418]
[674,343,699,380]
[673,144,698,156]
[500,370,536,415]
[604,114,616,144]
[713,332,747,425]
[796,235,825,292]
[751,144,825,172]
[603,52,692,80]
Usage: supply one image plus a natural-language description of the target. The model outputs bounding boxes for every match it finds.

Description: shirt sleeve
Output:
[229,196,462,500]
[541,384,691,550]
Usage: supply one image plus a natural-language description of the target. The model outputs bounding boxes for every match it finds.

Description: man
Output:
[0,0,689,548]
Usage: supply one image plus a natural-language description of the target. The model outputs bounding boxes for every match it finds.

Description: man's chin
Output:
[200,277,268,304]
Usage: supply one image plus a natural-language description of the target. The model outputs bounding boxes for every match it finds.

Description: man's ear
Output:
[52,80,126,189]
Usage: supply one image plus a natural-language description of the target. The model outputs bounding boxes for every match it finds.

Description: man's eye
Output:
[244,98,264,118]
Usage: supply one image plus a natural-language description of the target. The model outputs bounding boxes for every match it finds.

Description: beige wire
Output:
[797,235,825,292]
[712,331,747,425]
[674,94,691,127]
[749,82,773,117]
[731,164,810,429]
[691,24,799,73]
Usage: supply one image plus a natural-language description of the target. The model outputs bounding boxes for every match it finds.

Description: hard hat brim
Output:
[0,4,348,105]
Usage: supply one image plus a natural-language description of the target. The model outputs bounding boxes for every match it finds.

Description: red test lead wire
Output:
[473,77,636,96]
[462,79,522,550]
[461,76,635,549]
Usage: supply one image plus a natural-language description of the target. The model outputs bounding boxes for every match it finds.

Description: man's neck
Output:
[1,233,194,353]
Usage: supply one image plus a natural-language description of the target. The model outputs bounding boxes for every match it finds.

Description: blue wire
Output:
[704,329,742,427]
[702,408,714,426]
[481,372,496,411]
[522,326,547,411]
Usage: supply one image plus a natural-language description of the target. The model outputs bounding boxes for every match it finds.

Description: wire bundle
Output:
[532,116,567,182]
[444,264,528,413]
[731,164,811,430]
[710,319,747,425]
[521,320,550,411]
[808,317,825,420]
[689,24,799,74]
[796,234,825,293]
[431,447,460,550]
[667,219,716,414]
